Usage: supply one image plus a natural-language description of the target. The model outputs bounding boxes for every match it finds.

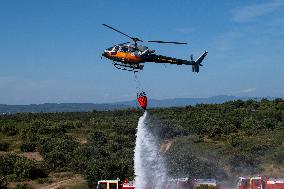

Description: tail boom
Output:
[142,51,208,72]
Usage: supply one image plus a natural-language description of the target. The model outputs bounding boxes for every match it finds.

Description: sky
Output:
[0,0,284,104]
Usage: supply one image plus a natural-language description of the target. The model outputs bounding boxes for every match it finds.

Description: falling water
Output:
[134,111,168,189]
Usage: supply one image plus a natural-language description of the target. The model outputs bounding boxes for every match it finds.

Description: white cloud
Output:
[232,0,284,22]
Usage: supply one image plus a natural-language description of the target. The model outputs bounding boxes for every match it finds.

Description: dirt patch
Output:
[160,140,174,153]
[8,174,86,189]
[39,174,86,189]
[21,152,44,161]
[79,138,88,144]
[0,151,43,161]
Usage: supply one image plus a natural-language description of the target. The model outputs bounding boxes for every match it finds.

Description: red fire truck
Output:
[97,177,221,189]
[238,177,284,189]
[97,178,190,189]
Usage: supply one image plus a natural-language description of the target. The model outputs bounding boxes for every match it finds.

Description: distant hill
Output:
[119,95,265,108]
[0,95,277,113]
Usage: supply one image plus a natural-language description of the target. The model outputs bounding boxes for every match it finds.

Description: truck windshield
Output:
[97,183,107,189]
[242,180,249,187]
[253,180,261,186]
[110,183,117,189]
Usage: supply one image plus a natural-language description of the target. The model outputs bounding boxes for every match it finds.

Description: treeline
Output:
[0,103,129,114]
[0,99,283,188]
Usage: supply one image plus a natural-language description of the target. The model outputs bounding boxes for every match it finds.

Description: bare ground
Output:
[0,151,43,161]
[39,174,86,189]
[160,140,174,153]
[8,174,87,189]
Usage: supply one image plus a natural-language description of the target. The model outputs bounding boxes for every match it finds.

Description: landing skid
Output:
[112,61,143,72]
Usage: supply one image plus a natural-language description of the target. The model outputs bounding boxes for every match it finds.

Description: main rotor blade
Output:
[102,24,142,43]
[102,24,134,39]
[147,40,187,45]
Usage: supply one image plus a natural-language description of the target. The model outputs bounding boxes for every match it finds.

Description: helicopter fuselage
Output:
[101,24,208,72]
[102,44,208,73]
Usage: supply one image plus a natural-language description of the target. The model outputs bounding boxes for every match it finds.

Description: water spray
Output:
[134,111,168,189]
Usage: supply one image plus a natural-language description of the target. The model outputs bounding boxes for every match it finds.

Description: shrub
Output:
[0,142,9,151]
[13,183,33,189]
[20,142,36,152]
[228,133,241,147]
[0,154,47,180]
[1,125,18,136]
[37,126,66,137]
[39,136,79,171]
[20,126,39,142]
[36,177,50,184]
[13,157,37,179]
[88,131,107,145]
[0,175,7,189]
[273,148,284,164]
[5,174,17,181]
[0,154,17,176]
[44,151,68,170]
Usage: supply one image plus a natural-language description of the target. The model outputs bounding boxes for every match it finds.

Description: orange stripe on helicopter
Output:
[109,52,141,63]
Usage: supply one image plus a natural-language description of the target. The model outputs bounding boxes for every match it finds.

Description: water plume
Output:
[134,111,168,189]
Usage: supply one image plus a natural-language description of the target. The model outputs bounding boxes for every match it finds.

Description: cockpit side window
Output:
[121,46,128,52]
[113,46,119,52]
[128,47,135,52]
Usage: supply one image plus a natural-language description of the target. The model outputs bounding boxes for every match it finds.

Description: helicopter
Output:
[101,24,208,73]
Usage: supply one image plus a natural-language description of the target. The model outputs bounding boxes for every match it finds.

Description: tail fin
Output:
[192,64,200,72]
[196,51,208,64]
[192,51,208,73]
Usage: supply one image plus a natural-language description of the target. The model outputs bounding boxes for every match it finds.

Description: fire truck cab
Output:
[238,177,264,189]
[237,176,284,189]
[238,177,250,189]
[97,179,135,189]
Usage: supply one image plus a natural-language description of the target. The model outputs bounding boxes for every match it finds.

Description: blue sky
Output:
[0,0,284,104]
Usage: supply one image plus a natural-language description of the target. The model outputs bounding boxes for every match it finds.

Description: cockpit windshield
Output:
[120,46,128,52]
[106,46,119,52]
[106,47,113,51]
[106,45,137,53]
[113,46,119,51]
